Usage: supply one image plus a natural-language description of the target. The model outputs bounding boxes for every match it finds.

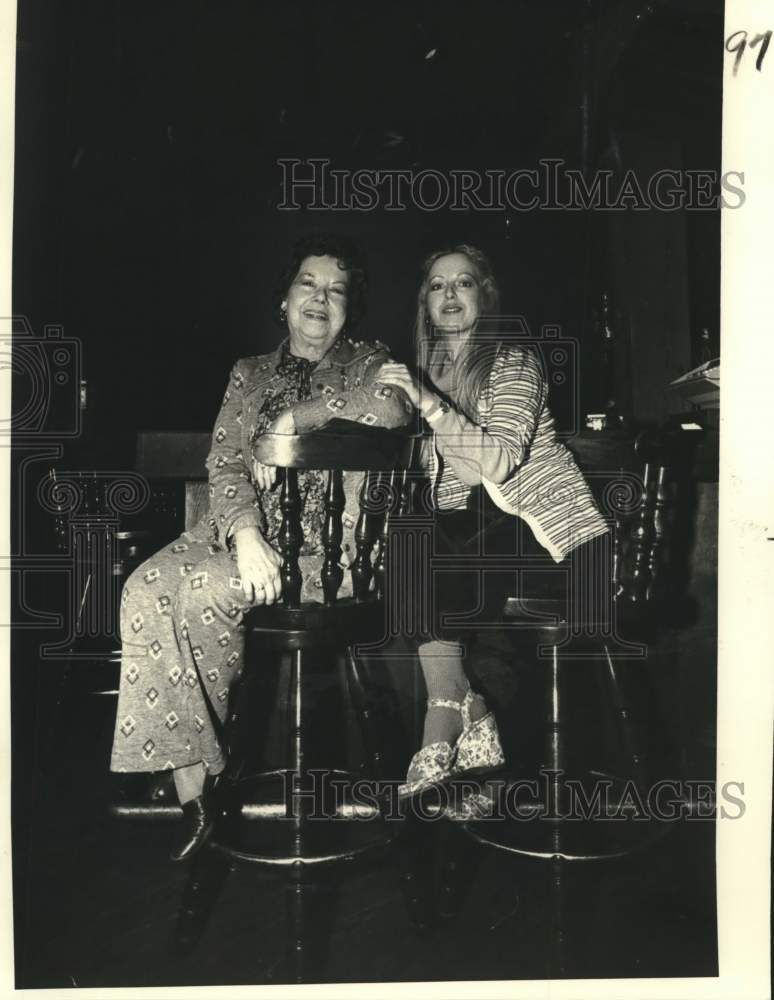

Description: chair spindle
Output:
[646,464,668,601]
[352,471,377,601]
[373,470,395,601]
[279,468,303,608]
[321,469,345,605]
[620,461,650,604]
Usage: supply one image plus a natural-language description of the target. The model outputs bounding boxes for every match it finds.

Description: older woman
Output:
[378,244,609,800]
[110,233,411,860]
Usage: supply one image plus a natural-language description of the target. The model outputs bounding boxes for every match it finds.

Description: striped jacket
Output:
[425,343,608,562]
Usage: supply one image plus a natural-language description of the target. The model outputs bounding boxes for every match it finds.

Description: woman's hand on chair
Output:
[377,362,437,415]
[233,527,283,605]
[268,409,295,435]
[251,458,276,492]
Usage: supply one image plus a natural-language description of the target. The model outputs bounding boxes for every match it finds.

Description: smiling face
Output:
[425,252,482,337]
[283,254,350,359]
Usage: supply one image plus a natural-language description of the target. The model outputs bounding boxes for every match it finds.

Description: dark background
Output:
[13,0,722,465]
[11,0,723,987]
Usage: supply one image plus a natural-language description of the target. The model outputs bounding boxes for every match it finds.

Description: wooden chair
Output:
[214,423,413,854]
[437,429,688,975]
[172,422,415,978]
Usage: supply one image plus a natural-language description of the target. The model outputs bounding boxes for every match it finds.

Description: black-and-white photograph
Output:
[5,0,771,994]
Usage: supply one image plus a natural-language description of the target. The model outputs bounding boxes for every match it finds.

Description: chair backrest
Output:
[614,429,693,610]
[496,428,691,627]
[251,422,414,608]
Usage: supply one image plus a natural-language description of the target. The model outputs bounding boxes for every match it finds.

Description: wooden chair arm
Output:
[252,421,414,471]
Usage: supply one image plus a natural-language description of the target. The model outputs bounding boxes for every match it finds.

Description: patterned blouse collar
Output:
[274,335,348,374]
[276,340,318,379]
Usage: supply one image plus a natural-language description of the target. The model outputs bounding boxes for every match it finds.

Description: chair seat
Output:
[502,595,654,637]
[246,597,387,650]
[503,596,569,624]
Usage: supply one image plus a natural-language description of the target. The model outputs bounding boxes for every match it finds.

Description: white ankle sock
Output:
[417,641,486,748]
[173,762,206,805]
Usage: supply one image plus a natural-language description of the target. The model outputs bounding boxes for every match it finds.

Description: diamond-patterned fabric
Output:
[111,337,405,777]
[110,527,251,775]
[110,513,367,776]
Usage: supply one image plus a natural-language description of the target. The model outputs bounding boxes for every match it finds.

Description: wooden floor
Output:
[12,632,719,988]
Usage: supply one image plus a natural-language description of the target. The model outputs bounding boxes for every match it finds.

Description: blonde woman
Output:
[378,244,609,798]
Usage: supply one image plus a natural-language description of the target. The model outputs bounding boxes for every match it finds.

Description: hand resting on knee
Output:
[233,526,283,605]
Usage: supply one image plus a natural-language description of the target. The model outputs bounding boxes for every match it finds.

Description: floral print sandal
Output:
[398,689,505,800]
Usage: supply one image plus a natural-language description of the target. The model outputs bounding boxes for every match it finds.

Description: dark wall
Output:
[604,10,722,422]
[13,0,723,467]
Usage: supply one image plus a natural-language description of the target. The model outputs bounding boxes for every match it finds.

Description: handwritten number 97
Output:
[726,30,772,75]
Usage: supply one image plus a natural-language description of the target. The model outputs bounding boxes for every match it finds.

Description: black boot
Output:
[170,775,219,863]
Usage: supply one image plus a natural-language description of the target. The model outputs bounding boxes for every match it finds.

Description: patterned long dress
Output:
[109,337,412,775]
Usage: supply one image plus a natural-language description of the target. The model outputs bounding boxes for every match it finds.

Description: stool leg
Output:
[284,649,310,981]
[284,864,341,983]
[173,844,232,955]
[602,643,646,794]
[286,861,310,982]
[437,823,477,922]
[544,643,568,977]
[412,653,424,751]
[545,644,568,819]
[287,647,343,982]
[285,649,308,837]
[225,636,285,783]
[344,647,385,782]
[223,669,253,784]
[549,854,567,977]
[397,812,438,930]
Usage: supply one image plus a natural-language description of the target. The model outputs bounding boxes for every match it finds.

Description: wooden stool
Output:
[178,423,414,979]
[444,430,687,975]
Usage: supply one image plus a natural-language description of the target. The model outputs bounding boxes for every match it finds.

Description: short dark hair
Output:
[274,232,369,331]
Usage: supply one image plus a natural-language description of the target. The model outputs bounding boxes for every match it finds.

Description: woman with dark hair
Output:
[378,244,609,802]
[110,233,411,859]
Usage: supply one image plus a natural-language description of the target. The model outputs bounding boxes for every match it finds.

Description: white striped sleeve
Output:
[430,346,546,485]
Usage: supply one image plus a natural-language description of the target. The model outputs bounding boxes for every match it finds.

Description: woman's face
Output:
[283,254,350,359]
[425,253,482,336]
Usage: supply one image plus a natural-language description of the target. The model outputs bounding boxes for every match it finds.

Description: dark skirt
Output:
[427,487,609,644]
